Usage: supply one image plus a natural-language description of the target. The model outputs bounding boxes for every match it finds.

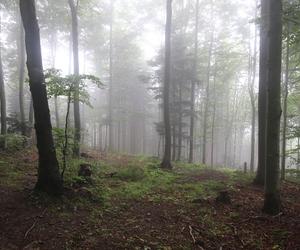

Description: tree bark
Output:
[18,18,26,136]
[108,0,114,152]
[20,0,63,195]
[249,7,258,173]
[0,43,6,149]
[281,22,290,181]
[202,6,214,165]
[161,0,173,170]
[68,0,81,157]
[254,0,269,185]
[189,0,199,163]
[263,0,282,215]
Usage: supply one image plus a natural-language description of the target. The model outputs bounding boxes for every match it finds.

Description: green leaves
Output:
[44,68,104,106]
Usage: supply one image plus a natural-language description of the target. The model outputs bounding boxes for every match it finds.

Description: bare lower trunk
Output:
[263,0,282,215]
[20,0,62,195]
[254,0,269,186]
[281,22,290,181]
[0,45,6,149]
[189,0,199,164]
[161,0,173,170]
[68,0,81,157]
[18,20,26,136]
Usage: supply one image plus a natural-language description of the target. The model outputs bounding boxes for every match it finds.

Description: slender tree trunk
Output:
[18,18,26,136]
[254,0,269,185]
[20,0,63,195]
[202,21,214,165]
[281,22,290,181]
[108,0,114,152]
[68,0,81,157]
[249,11,258,173]
[263,0,282,215]
[189,0,199,163]
[211,68,217,167]
[177,83,182,161]
[0,47,6,149]
[98,123,102,151]
[0,14,6,149]
[161,0,173,169]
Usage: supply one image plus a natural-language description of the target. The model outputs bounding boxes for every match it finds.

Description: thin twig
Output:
[24,208,47,239]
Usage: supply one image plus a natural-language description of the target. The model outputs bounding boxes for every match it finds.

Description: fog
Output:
[0,0,299,171]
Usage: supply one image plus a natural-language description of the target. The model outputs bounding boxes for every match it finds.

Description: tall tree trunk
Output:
[281,22,290,181]
[50,30,60,128]
[20,0,63,195]
[263,0,282,215]
[189,0,199,163]
[68,0,81,157]
[177,82,182,161]
[249,9,258,173]
[254,0,269,185]
[161,0,173,169]
[18,18,26,136]
[202,14,214,165]
[0,13,6,149]
[108,0,114,152]
[0,49,6,149]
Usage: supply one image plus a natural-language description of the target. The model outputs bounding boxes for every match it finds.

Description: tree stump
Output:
[215,190,231,204]
[78,164,92,178]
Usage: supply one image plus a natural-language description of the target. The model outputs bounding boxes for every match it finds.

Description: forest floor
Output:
[0,149,299,250]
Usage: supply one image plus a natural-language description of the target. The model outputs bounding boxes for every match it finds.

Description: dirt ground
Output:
[0,151,299,250]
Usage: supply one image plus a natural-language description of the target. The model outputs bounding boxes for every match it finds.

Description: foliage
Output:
[0,134,28,152]
[45,68,104,107]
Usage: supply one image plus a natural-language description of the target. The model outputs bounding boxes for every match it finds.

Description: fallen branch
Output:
[226,223,245,246]
[24,208,47,239]
[188,226,205,250]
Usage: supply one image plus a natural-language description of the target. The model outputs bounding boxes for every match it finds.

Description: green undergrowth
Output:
[0,153,28,188]
[62,155,251,207]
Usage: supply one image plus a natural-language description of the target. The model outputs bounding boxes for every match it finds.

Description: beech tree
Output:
[0,12,7,149]
[68,0,81,157]
[263,0,282,215]
[254,0,269,185]
[161,0,173,170]
[20,0,63,195]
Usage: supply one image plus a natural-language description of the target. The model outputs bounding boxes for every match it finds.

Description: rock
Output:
[78,164,92,178]
[215,190,231,204]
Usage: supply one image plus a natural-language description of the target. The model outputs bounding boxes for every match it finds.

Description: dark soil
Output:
[0,151,299,250]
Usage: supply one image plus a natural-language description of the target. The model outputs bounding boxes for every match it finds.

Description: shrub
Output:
[117,165,146,182]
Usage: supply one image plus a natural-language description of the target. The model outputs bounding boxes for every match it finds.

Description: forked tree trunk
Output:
[68,0,81,157]
[20,0,63,195]
[263,0,282,215]
[161,0,173,169]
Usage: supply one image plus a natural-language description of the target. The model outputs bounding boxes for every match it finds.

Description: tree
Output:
[108,0,114,152]
[189,0,199,164]
[20,0,63,195]
[18,16,26,136]
[161,0,173,170]
[68,0,81,157]
[254,0,269,185]
[0,14,7,149]
[281,21,290,181]
[263,0,282,215]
